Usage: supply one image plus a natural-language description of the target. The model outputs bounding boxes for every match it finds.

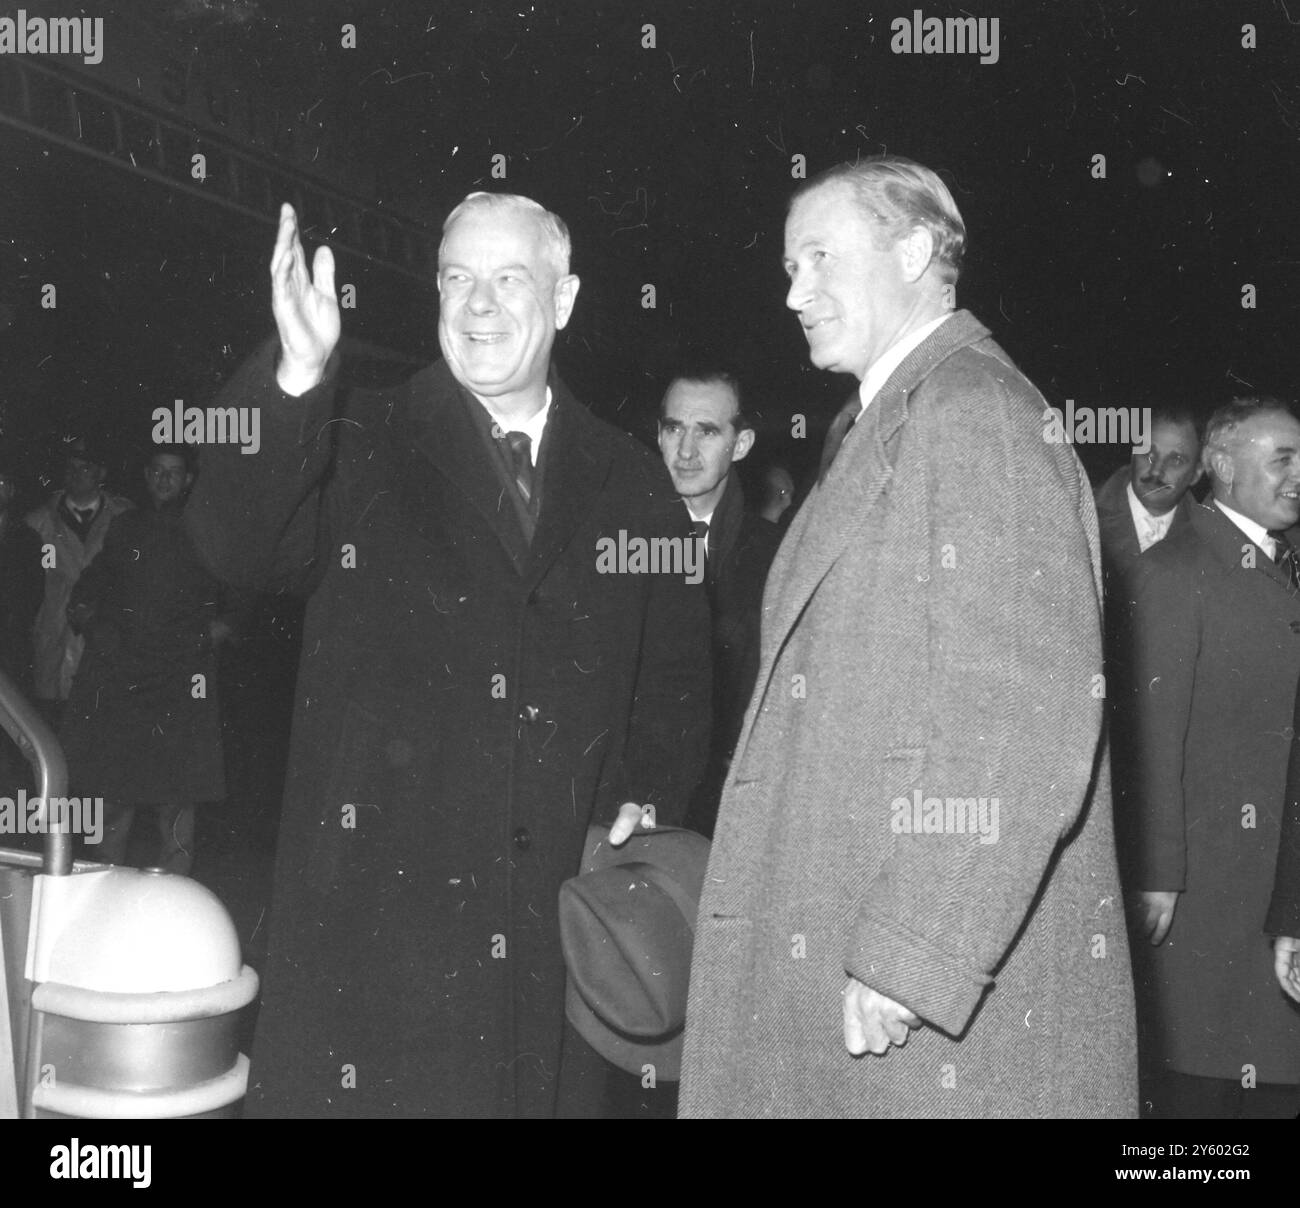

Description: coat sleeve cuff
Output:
[846,909,993,1037]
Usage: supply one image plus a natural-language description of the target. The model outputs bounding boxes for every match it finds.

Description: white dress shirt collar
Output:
[481,386,552,466]
[857,312,952,415]
[1214,498,1276,559]
[1125,481,1177,552]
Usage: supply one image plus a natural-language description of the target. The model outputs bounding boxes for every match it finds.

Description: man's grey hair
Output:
[439,192,572,281]
[1202,395,1297,481]
[792,156,967,285]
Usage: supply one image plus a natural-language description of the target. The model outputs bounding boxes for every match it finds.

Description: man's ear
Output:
[1207,449,1231,489]
[554,274,581,329]
[898,226,936,285]
[732,428,756,462]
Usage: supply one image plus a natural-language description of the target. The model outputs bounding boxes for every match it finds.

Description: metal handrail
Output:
[0,669,70,876]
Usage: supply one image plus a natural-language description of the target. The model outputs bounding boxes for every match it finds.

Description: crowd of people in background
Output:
[0,155,1296,1120]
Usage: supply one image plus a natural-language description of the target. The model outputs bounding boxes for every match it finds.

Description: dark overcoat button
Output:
[513,827,532,851]
[519,703,541,723]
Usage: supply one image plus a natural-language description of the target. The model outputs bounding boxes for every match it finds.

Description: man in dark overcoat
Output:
[184,195,711,1117]
[25,441,133,723]
[1094,402,1202,617]
[679,157,1136,1118]
[1269,694,1300,1005]
[60,447,231,873]
[657,371,780,837]
[1123,396,1300,1119]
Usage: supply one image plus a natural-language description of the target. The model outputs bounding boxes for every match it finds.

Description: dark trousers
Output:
[554,1022,679,1119]
[1145,1069,1300,1120]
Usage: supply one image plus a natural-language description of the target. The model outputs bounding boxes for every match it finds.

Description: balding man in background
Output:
[1122,396,1300,1119]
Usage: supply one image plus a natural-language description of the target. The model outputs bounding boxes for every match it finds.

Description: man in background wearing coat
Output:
[657,370,780,837]
[1123,396,1300,1119]
[1269,682,1300,1006]
[1094,402,1203,610]
[679,156,1137,1118]
[25,440,132,727]
[184,195,710,1117]
[1094,403,1202,890]
[60,446,235,874]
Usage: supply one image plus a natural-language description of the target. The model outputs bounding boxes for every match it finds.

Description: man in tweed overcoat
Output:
[677,157,1137,1118]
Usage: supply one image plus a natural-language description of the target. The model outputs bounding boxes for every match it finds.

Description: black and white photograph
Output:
[0,0,1297,1177]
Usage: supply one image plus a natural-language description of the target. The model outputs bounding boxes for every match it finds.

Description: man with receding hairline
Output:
[680,155,1136,1118]
[186,194,710,1117]
[1122,395,1300,1119]
[1095,402,1203,603]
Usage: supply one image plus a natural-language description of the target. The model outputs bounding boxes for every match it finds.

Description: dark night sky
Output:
[1,0,1297,496]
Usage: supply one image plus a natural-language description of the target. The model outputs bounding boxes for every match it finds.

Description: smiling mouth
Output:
[465,332,508,344]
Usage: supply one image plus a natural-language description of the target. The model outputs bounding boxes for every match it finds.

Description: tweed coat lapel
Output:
[761,312,992,666]
[733,311,990,775]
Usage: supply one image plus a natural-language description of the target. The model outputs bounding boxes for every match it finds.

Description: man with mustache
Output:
[1122,396,1300,1118]
[1095,403,1203,610]
[1095,405,1203,865]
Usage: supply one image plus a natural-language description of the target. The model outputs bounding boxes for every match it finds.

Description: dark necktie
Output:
[818,397,862,484]
[503,431,535,513]
[1270,530,1300,590]
[691,518,709,556]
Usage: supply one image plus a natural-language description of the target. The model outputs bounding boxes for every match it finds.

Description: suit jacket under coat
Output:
[185,342,711,1118]
[1120,501,1300,1082]
[678,310,1137,1118]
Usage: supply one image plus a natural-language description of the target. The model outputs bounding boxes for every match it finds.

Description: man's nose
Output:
[466,278,498,313]
[786,270,812,312]
[679,430,699,458]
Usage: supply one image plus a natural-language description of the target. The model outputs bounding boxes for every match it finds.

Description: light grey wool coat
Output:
[678,310,1138,1118]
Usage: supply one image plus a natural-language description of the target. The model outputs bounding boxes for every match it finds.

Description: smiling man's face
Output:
[436,206,578,409]
[783,182,917,381]
[1214,410,1300,532]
